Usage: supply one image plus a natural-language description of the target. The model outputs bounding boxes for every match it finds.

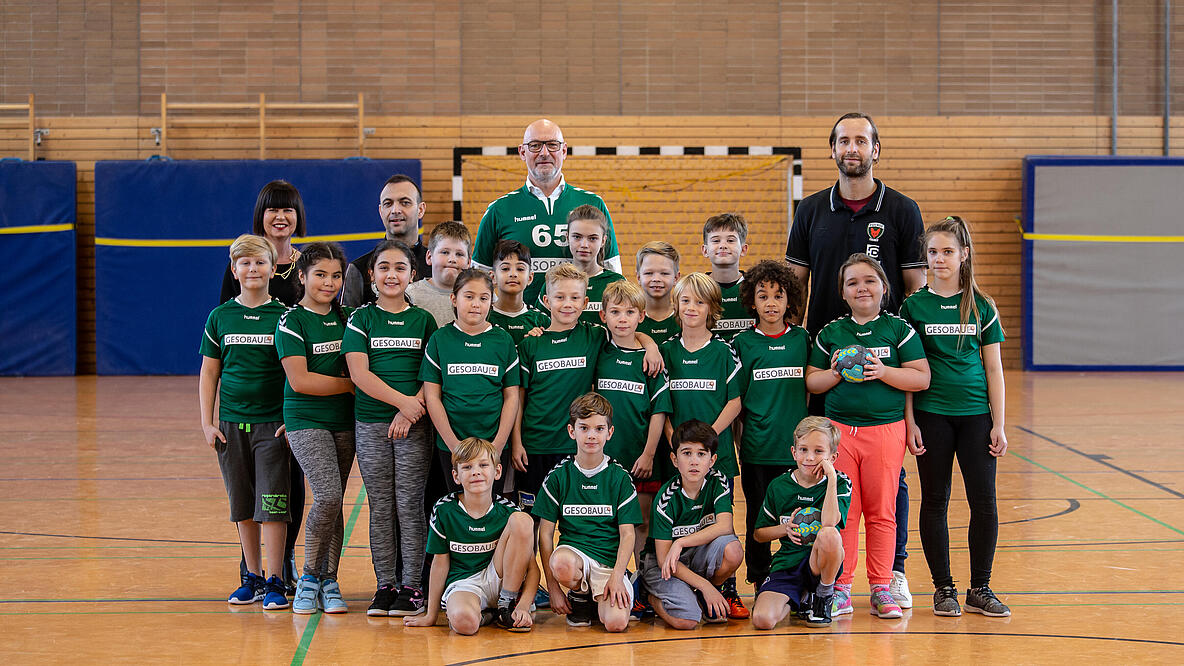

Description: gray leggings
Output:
[354,419,432,588]
[287,428,355,580]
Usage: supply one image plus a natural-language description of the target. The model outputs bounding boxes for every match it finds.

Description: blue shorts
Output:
[758,557,843,610]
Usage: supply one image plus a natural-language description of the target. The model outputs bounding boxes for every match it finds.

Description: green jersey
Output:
[757,469,852,572]
[474,182,620,305]
[517,322,604,454]
[199,298,288,423]
[419,323,521,452]
[660,335,742,477]
[275,305,355,432]
[644,469,733,556]
[487,305,551,346]
[341,303,437,423]
[594,341,672,471]
[638,312,680,345]
[808,313,926,426]
[899,287,1004,416]
[711,276,755,343]
[427,492,521,588]
[531,455,642,567]
[535,269,627,326]
[732,325,810,465]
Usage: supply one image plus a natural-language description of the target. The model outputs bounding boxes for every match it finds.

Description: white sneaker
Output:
[889,571,913,609]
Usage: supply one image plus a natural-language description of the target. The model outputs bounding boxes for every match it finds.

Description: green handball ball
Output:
[834,344,873,383]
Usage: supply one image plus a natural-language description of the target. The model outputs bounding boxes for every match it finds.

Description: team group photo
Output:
[2,2,1182,663]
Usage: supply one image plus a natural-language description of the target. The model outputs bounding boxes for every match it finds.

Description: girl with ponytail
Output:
[899,216,1010,619]
[275,241,358,614]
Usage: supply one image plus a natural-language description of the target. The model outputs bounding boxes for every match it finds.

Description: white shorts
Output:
[553,544,633,604]
[442,560,501,611]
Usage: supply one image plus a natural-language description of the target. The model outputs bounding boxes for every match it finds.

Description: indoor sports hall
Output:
[2,3,1181,664]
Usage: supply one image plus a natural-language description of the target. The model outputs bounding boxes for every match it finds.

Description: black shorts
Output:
[216,420,291,523]
[516,452,567,510]
[758,557,843,610]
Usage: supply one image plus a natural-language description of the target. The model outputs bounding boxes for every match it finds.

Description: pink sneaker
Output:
[831,584,853,616]
[869,585,902,619]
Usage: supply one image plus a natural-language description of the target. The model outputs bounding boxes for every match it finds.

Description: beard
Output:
[835,153,872,178]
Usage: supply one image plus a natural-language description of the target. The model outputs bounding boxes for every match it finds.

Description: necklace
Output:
[274,248,298,280]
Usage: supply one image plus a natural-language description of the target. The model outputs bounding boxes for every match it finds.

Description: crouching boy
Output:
[404,437,539,634]
[641,419,744,629]
[534,393,642,632]
[751,417,851,629]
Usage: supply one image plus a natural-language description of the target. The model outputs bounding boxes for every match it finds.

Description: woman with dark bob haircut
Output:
[219,180,308,305]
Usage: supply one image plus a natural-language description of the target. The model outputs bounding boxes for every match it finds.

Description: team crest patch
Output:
[867,222,884,241]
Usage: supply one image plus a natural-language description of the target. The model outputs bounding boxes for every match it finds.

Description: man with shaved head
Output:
[472,119,622,304]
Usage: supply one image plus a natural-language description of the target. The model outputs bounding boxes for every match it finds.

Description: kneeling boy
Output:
[534,393,642,632]
[404,437,539,634]
[642,419,744,629]
[751,416,851,629]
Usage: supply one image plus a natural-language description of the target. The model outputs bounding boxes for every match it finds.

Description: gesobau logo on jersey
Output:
[537,357,586,372]
[448,363,499,376]
[451,541,497,554]
[597,378,645,394]
[224,334,273,346]
[312,341,341,354]
[925,324,978,336]
[563,504,614,516]
[370,337,422,350]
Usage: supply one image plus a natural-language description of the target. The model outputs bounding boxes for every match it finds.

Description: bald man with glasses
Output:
[472,118,622,305]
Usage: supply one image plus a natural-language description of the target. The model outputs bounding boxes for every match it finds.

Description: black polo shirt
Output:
[785,178,925,335]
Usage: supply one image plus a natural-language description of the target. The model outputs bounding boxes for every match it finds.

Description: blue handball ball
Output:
[791,507,822,544]
[834,344,874,383]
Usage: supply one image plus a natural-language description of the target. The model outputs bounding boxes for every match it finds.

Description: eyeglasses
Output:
[522,140,564,153]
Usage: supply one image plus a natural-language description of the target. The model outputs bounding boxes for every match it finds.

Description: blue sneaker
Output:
[229,572,265,605]
[320,579,348,614]
[262,574,290,610]
[533,587,550,609]
[292,575,320,614]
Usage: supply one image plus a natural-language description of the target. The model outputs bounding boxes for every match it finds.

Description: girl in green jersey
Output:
[277,243,356,615]
[901,217,1009,618]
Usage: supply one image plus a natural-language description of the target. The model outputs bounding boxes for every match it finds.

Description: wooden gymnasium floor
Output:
[1,372,1182,664]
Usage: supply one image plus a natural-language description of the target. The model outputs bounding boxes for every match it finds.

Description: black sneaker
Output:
[964,585,1010,617]
[933,585,962,617]
[804,593,833,628]
[368,584,398,617]
[795,592,814,621]
[496,603,532,632]
[566,591,596,627]
[391,585,426,617]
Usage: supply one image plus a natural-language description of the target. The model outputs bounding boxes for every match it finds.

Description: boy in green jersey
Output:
[731,260,810,587]
[513,263,663,511]
[635,241,681,345]
[595,280,672,560]
[535,205,626,326]
[487,239,550,344]
[198,234,291,610]
[534,393,642,632]
[406,221,471,327]
[752,417,851,630]
[641,420,743,629]
[702,213,755,342]
[404,438,539,634]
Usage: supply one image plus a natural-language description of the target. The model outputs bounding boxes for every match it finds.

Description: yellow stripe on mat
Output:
[0,223,74,235]
[1023,233,1184,243]
[94,232,386,247]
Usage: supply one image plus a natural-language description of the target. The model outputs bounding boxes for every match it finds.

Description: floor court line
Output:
[1016,425,1184,499]
[290,484,368,666]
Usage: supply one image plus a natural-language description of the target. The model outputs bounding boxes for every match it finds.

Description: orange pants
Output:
[831,419,906,587]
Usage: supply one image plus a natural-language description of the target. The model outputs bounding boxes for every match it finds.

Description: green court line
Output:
[1012,452,1184,536]
[290,484,367,666]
